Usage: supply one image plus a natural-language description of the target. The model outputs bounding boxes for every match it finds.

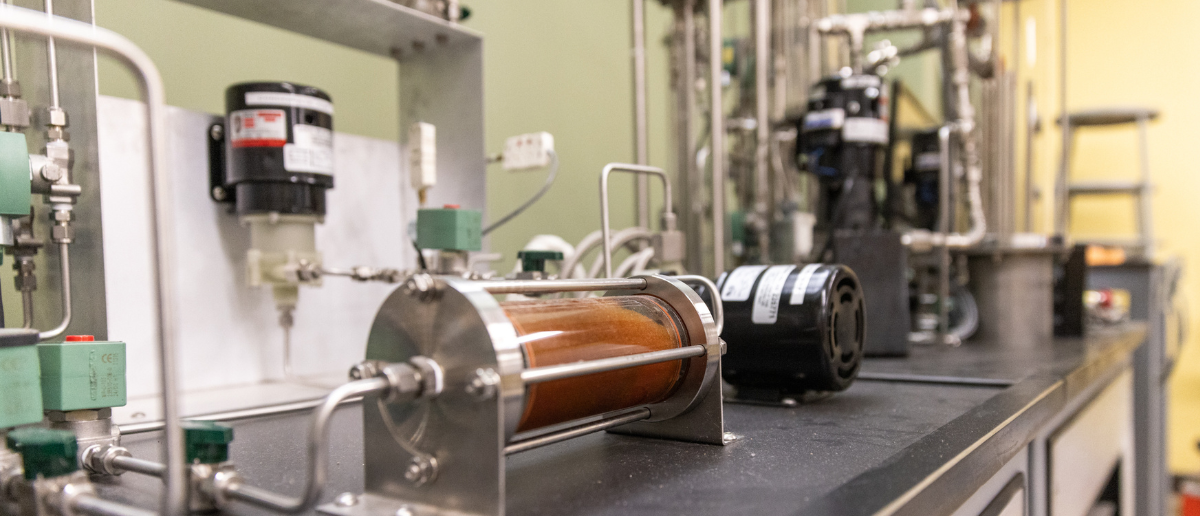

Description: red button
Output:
[443,204,460,209]
[65,335,95,342]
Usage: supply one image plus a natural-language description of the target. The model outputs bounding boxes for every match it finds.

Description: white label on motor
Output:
[283,124,334,174]
[802,108,846,132]
[842,117,889,144]
[789,264,823,305]
[720,265,768,302]
[245,91,334,115]
[840,75,881,89]
[751,265,797,324]
[915,152,941,171]
[228,109,286,148]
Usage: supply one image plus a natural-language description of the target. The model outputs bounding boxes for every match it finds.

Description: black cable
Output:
[411,238,428,271]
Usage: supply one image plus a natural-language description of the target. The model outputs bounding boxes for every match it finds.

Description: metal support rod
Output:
[754,0,771,261]
[520,345,706,385]
[480,277,648,295]
[1136,115,1153,256]
[1024,82,1036,232]
[936,125,952,345]
[682,0,700,274]
[708,0,725,276]
[111,456,166,478]
[41,0,59,108]
[221,377,390,514]
[0,6,185,513]
[69,495,158,516]
[675,274,723,335]
[0,0,13,84]
[599,163,674,278]
[632,0,650,228]
[21,289,32,328]
[38,241,70,340]
[504,407,651,455]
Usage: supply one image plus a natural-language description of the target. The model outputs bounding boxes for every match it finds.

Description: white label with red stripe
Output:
[229,109,286,148]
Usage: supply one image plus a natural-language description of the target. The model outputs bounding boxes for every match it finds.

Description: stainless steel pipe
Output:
[480,277,649,294]
[708,0,726,276]
[111,456,166,478]
[632,0,650,228]
[599,163,674,278]
[38,241,71,340]
[69,495,158,516]
[0,6,185,513]
[220,377,390,513]
[504,407,651,455]
[520,345,706,385]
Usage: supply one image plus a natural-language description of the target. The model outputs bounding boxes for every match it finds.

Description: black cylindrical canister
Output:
[713,264,865,397]
[224,82,334,216]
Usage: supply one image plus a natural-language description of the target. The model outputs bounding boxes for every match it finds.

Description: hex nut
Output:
[464,368,499,401]
[403,273,439,301]
[44,127,70,142]
[40,162,63,182]
[41,106,68,127]
[402,456,437,486]
[0,98,30,127]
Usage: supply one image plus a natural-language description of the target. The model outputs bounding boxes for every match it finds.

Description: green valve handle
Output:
[182,420,233,464]
[6,428,78,480]
[518,250,563,273]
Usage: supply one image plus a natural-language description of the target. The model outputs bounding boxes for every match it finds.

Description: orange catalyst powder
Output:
[502,296,688,432]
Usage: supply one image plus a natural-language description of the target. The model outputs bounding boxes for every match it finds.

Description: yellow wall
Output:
[999,0,1200,473]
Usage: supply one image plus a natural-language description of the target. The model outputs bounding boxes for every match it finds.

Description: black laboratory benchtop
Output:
[104,324,1145,516]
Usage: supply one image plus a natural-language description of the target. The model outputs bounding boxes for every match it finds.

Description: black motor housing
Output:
[796,74,889,232]
[701,264,865,398]
[220,82,335,216]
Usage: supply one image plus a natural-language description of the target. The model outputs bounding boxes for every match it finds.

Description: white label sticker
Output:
[802,108,846,132]
[228,109,286,148]
[720,265,768,302]
[789,264,823,305]
[840,75,881,89]
[842,117,889,144]
[283,124,334,174]
[245,91,334,115]
[751,265,797,324]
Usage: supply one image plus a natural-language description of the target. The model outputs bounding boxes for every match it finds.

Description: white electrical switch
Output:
[409,122,437,190]
[502,132,554,171]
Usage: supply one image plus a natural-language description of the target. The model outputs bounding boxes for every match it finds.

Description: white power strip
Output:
[502,132,554,170]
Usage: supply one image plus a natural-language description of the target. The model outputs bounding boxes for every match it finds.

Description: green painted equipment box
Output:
[38,337,126,411]
[0,131,30,217]
[416,206,482,251]
[0,329,43,428]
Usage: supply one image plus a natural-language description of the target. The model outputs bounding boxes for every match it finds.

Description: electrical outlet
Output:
[502,132,554,171]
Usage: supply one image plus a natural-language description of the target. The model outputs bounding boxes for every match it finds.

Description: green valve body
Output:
[6,428,77,480]
[0,329,43,429]
[181,421,233,464]
[38,339,126,411]
[518,250,563,273]
[416,207,482,251]
[0,131,30,217]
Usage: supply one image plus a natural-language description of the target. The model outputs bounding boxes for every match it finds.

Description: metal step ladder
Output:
[1055,107,1158,257]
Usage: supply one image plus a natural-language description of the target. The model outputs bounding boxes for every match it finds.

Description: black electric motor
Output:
[700,264,865,399]
[212,82,335,216]
[796,73,889,232]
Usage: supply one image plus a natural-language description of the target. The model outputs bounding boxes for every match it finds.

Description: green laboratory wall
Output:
[93,0,676,277]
